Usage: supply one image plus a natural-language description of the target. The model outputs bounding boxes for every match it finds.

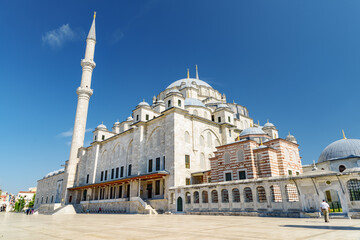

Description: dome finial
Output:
[196,65,199,79]
[342,129,347,139]
[267,119,269,123]
[94,11,96,19]
[187,68,190,79]
[260,138,263,146]
[257,120,260,126]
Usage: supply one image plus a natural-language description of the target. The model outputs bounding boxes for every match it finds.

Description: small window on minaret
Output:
[136,115,139,121]
[178,100,181,107]
[218,117,221,123]
[168,100,171,107]
[102,135,105,140]
[228,116,231,122]
[146,114,149,120]
[212,115,215,122]
[94,136,97,141]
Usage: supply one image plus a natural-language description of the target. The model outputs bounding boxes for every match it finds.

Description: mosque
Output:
[35,15,360,218]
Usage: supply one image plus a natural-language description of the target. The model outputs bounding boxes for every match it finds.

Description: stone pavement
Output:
[0,212,359,240]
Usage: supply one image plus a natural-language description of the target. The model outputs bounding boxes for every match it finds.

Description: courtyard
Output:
[0,213,359,240]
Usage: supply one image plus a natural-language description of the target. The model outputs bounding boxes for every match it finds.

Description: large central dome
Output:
[318,139,360,163]
[166,78,212,89]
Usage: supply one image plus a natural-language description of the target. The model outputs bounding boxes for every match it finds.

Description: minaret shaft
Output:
[65,16,96,198]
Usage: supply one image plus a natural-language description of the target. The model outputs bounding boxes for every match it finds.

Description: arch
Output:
[256,186,267,203]
[232,188,240,202]
[215,139,220,147]
[347,179,360,201]
[244,187,253,202]
[221,189,229,203]
[200,153,206,169]
[200,128,221,148]
[185,192,191,204]
[177,197,183,211]
[204,111,208,119]
[193,191,199,204]
[224,152,231,164]
[202,191,208,203]
[270,185,282,202]
[200,135,205,147]
[211,190,218,203]
[207,132,212,148]
[185,131,191,144]
[193,110,198,116]
[127,140,133,164]
[285,184,299,202]
[237,149,244,162]
[146,126,164,144]
[339,165,346,172]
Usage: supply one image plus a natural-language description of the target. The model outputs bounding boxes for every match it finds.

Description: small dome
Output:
[286,133,297,144]
[263,122,275,128]
[167,78,212,89]
[127,116,133,121]
[240,127,266,136]
[217,104,229,109]
[138,100,150,107]
[318,138,360,163]
[167,89,181,94]
[156,99,164,104]
[184,98,206,107]
[96,123,107,130]
[114,120,120,125]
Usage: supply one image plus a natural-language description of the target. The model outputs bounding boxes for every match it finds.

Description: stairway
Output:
[132,197,158,215]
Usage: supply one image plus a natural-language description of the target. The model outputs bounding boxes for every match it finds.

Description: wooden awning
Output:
[68,171,169,191]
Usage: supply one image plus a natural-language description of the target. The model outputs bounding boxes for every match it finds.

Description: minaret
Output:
[65,13,96,200]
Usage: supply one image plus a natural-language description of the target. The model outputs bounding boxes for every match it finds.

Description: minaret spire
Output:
[187,68,190,79]
[65,14,97,203]
[196,64,199,79]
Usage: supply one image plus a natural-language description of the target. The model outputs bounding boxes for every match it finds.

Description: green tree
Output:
[28,194,36,208]
[14,197,25,212]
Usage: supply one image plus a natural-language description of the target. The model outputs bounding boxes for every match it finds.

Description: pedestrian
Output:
[320,199,330,223]
[98,207,101,213]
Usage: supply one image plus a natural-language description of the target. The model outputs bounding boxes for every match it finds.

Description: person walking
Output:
[320,200,330,222]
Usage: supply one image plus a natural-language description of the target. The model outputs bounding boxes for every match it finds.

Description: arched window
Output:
[347,179,360,201]
[285,184,299,202]
[207,132,212,148]
[232,188,240,202]
[185,192,191,204]
[270,185,282,202]
[211,190,218,203]
[221,189,229,203]
[339,165,346,173]
[202,191,208,203]
[224,152,231,164]
[185,131,190,144]
[193,191,199,204]
[257,186,267,203]
[200,153,206,169]
[244,187,253,202]
[200,135,205,147]
[237,149,244,162]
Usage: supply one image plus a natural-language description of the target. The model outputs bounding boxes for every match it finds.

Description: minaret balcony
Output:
[81,59,96,69]
[76,87,93,97]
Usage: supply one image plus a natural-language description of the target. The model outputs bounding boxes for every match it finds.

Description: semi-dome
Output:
[240,127,266,136]
[137,100,150,107]
[184,98,206,107]
[96,123,107,130]
[166,78,212,89]
[318,139,360,163]
[167,89,181,94]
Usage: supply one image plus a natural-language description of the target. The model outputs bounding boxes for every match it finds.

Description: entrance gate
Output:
[177,197,183,212]
[325,189,342,212]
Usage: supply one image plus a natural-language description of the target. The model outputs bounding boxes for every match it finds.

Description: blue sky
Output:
[1,0,360,193]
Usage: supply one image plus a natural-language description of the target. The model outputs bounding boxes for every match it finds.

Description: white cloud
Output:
[42,24,76,48]
[58,128,93,138]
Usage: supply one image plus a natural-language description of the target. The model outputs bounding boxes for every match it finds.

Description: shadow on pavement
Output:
[281,225,359,231]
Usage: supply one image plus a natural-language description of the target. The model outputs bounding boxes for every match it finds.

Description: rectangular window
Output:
[94,136,97,141]
[146,114,149,120]
[239,171,246,180]
[128,164,132,176]
[229,130,231,137]
[156,157,161,171]
[288,170,293,175]
[168,100,171,107]
[186,178,191,185]
[102,135,105,140]
[225,172,232,181]
[105,170,108,180]
[136,115,139,121]
[111,168,114,179]
[86,174,89,184]
[178,100,181,107]
[118,185,123,198]
[185,155,190,168]
[162,156,165,170]
[211,115,215,121]
[120,166,124,177]
[218,117,221,123]
[100,171,104,181]
[116,167,119,178]
[148,159,153,172]
[228,116,231,122]
[155,180,161,195]
[296,171,299,175]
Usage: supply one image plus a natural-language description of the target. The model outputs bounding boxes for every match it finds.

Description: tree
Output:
[14,197,25,212]
[28,194,36,208]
